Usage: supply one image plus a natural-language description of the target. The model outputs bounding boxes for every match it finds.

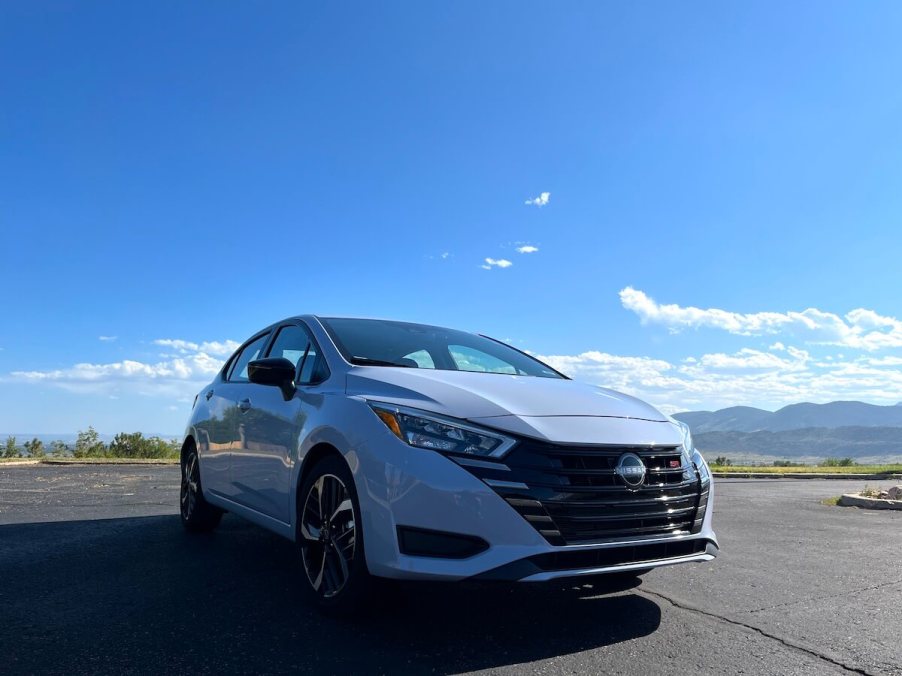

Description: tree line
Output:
[3,426,180,460]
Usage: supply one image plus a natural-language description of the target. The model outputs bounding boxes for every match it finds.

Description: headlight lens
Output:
[693,449,711,484]
[369,403,517,458]
[677,421,693,466]
[677,420,711,484]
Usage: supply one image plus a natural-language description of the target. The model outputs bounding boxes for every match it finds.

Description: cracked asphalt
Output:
[1,465,900,675]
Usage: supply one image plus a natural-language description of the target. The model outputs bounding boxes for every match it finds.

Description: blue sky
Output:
[3,1,902,435]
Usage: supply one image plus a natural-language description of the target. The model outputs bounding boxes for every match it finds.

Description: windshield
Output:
[318,318,566,379]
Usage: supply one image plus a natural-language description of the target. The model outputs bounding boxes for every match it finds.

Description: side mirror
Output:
[248,357,296,399]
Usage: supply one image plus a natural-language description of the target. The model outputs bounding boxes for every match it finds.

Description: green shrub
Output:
[3,436,19,458]
[821,457,856,467]
[73,427,107,458]
[108,432,179,459]
[24,438,45,458]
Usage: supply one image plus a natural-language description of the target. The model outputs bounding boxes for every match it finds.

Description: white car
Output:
[181,316,717,611]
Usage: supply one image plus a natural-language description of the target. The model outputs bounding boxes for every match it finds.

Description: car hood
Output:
[345,367,669,422]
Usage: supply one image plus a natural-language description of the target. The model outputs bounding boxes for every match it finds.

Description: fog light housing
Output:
[396,526,489,559]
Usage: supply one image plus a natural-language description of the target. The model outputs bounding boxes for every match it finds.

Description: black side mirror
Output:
[248,357,296,399]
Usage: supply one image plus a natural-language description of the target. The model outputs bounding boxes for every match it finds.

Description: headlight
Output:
[693,449,711,484]
[676,421,693,466]
[677,420,711,484]
[368,402,517,459]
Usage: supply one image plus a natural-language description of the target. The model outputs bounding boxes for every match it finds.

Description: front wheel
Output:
[297,455,373,614]
[180,445,223,532]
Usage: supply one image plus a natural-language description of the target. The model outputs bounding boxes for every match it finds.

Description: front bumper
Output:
[474,539,718,582]
[348,410,719,582]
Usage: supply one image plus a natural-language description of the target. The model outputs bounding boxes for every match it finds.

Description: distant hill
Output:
[674,401,902,433]
[695,426,902,462]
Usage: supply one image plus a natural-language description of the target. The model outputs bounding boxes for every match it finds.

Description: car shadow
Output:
[1,514,662,674]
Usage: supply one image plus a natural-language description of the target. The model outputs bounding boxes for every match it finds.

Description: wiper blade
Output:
[349,357,413,368]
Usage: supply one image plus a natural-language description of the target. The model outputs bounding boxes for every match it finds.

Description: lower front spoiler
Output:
[472,539,719,583]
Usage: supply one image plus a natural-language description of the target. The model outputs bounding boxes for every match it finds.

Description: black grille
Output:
[457,440,704,546]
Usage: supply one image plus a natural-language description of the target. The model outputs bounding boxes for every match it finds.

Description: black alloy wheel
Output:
[180,445,223,532]
[297,455,374,613]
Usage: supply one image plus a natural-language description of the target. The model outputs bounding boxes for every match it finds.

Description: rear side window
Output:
[227,334,269,382]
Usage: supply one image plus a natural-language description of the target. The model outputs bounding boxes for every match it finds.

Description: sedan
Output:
[180,316,718,612]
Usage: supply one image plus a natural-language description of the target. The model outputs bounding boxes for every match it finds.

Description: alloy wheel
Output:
[181,453,199,520]
[300,474,356,598]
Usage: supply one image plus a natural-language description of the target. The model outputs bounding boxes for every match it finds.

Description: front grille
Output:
[457,440,704,545]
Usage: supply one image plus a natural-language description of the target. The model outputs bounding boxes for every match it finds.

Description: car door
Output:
[201,331,271,501]
[229,323,324,523]
[196,332,270,498]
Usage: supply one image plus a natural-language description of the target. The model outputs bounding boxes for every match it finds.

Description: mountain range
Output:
[673,401,902,433]
[673,401,902,462]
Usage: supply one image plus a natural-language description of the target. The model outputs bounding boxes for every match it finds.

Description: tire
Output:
[296,455,373,614]
[180,444,223,532]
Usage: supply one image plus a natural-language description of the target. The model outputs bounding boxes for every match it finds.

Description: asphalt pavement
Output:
[1,465,900,675]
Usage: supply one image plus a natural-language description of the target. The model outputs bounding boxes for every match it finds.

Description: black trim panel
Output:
[397,526,490,559]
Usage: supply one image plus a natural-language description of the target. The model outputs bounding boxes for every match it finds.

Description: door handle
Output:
[205,389,214,401]
[238,398,252,412]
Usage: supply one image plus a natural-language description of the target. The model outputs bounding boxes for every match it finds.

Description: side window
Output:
[449,344,518,374]
[227,333,270,383]
[298,341,324,384]
[267,325,310,370]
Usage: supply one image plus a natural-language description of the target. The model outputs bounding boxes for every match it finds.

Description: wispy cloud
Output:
[98,335,118,342]
[481,258,513,270]
[515,245,539,254]
[10,337,240,397]
[154,338,239,357]
[536,345,902,413]
[620,287,902,351]
[524,192,550,207]
[441,252,451,259]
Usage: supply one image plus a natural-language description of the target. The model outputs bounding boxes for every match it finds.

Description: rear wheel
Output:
[297,455,373,613]
[180,445,222,532]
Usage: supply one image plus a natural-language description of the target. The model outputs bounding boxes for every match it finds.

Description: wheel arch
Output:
[180,435,196,464]
[296,442,345,496]
[293,442,350,534]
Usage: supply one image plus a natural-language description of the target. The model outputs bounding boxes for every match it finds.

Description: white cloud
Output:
[10,337,239,398]
[441,252,451,259]
[516,245,539,254]
[154,338,239,357]
[524,192,550,207]
[620,287,902,351]
[482,258,513,270]
[536,347,902,412]
[98,335,118,342]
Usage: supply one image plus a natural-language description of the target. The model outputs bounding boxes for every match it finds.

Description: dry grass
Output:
[1,457,178,465]
[711,464,902,475]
